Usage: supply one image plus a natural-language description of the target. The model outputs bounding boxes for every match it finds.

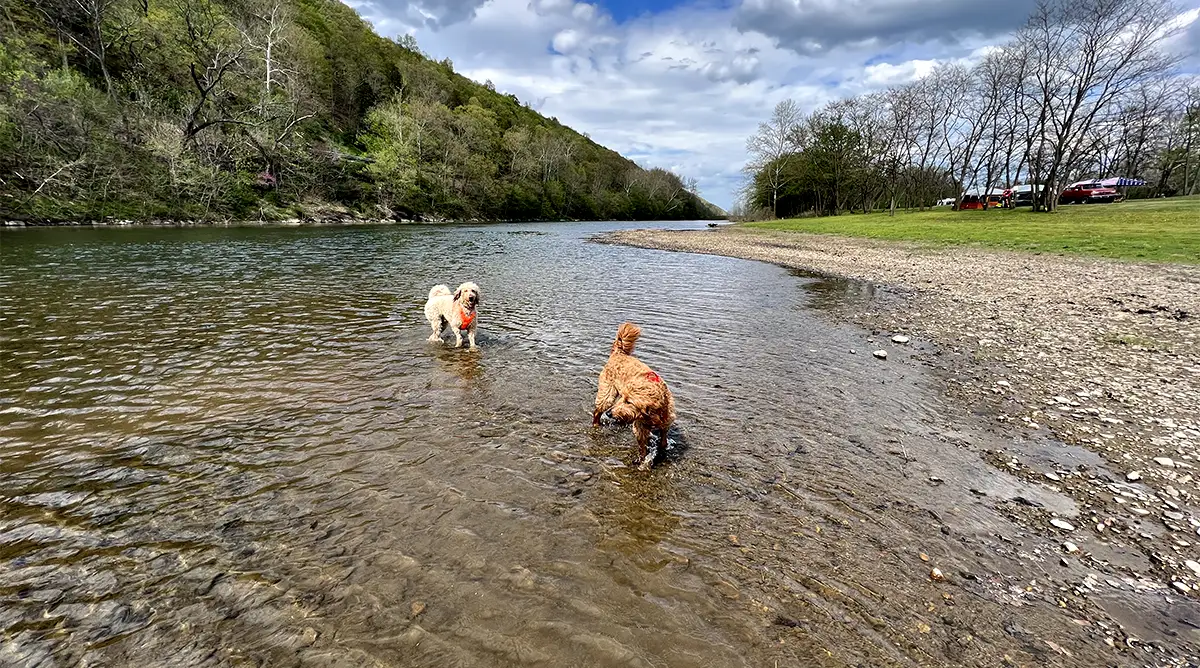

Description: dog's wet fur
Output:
[424,282,481,350]
[592,322,676,469]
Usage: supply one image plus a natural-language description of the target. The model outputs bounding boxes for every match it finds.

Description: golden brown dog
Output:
[592,322,676,469]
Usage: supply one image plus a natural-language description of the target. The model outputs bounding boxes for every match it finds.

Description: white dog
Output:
[424,282,482,350]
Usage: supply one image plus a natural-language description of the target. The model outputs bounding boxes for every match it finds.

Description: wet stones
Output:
[872,350,888,360]
[714,580,740,599]
[891,335,910,344]
[1050,519,1075,532]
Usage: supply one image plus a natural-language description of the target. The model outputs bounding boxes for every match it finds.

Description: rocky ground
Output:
[598,226,1200,618]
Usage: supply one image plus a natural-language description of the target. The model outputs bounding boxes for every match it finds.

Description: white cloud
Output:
[860,59,938,87]
[343,0,1200,210]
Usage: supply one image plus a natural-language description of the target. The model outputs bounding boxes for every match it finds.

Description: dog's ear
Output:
[453,289,462,302]
[473,291,480,304]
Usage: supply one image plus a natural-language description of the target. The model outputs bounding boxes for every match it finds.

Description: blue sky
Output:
[343,0,1200,210]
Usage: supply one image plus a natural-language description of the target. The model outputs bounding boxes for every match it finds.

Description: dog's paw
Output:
[637,457,654,472]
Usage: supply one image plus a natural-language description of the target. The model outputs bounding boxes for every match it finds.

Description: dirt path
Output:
[598,225,1200,660]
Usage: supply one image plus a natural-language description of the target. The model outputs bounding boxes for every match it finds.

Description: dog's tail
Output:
[429,284,452,300]
[611,322,641,356]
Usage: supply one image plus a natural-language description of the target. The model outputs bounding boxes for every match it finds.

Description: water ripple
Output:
[0,222,1117,666]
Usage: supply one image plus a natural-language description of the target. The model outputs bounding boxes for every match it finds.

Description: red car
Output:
[1059,182,1120,204]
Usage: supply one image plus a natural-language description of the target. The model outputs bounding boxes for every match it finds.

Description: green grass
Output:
[746,195,1200,263]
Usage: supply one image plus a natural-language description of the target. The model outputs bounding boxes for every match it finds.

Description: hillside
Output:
[0,0,722,223]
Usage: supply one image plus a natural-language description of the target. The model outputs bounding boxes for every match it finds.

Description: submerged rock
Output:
[1050,519,1075,531]
[873,350,888,360]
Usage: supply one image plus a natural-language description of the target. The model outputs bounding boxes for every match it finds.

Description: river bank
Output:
[598,226,1200,608]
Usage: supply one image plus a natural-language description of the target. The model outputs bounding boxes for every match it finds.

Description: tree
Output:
[1018,0,1182,210]
[745,99,804,218]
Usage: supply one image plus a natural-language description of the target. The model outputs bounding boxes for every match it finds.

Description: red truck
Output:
[1059,181,1120,204]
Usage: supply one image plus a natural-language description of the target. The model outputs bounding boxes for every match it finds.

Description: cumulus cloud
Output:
[343,0,1200,209]
[345,0,491,29]
[734,0,1040,55]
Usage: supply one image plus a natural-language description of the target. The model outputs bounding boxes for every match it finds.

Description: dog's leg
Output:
[633,421,652,470]
[452,328,463,348]
[592,375,618,426]
[653,427,670,464]
[467,327,477,351]
[428,316,444,342]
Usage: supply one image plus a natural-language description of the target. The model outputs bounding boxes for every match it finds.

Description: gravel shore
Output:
[599,225,1200,595]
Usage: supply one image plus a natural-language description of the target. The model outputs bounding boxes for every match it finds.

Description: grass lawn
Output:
[746,195,1200,263]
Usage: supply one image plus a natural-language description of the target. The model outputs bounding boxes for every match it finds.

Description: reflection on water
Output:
[1,222,1189,666]
[788,267,880,315]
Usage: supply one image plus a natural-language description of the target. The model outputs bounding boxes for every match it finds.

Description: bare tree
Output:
[745,99,804,218]
[1019,0,1182,210]
[172,0,248,145]
[35,0,132,97]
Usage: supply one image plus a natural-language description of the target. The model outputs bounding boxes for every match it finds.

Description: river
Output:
[0,222,1182,666]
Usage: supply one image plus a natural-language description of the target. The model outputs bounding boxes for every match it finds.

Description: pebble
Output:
[1050,519,1075,531]
[891,335,910,344]
[1063,541,1079,554]
[1126,471,1142,481]
[1172,582,1191,594]
[1165,511,1185,521]
[1130,508,1151,516]
[1045,472,1062,482]
[930,568,945,581]
[873,350,888,360]
[1185,560,1200,577]
[410,601,426,617]
[1154,457,1177,468]
[715,580,740,599]
[299,627,319,647]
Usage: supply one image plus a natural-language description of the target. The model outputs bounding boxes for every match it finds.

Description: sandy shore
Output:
[599,225,1200,591]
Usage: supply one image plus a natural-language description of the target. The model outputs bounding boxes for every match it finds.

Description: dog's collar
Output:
[457,304,476,330]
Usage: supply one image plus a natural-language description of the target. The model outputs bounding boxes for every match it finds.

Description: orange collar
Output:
[457,304,476,330]
[644,371,661,383]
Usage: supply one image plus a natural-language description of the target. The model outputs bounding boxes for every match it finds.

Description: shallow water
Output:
[1,222,1193,666]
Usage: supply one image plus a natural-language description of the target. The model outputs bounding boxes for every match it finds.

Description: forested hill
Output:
[0,0,723,223]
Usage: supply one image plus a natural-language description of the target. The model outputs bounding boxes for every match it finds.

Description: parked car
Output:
[1059,182,1120,204]
[1008,184,1044,207]
[936,197,956,207]
[958,194,985,210]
